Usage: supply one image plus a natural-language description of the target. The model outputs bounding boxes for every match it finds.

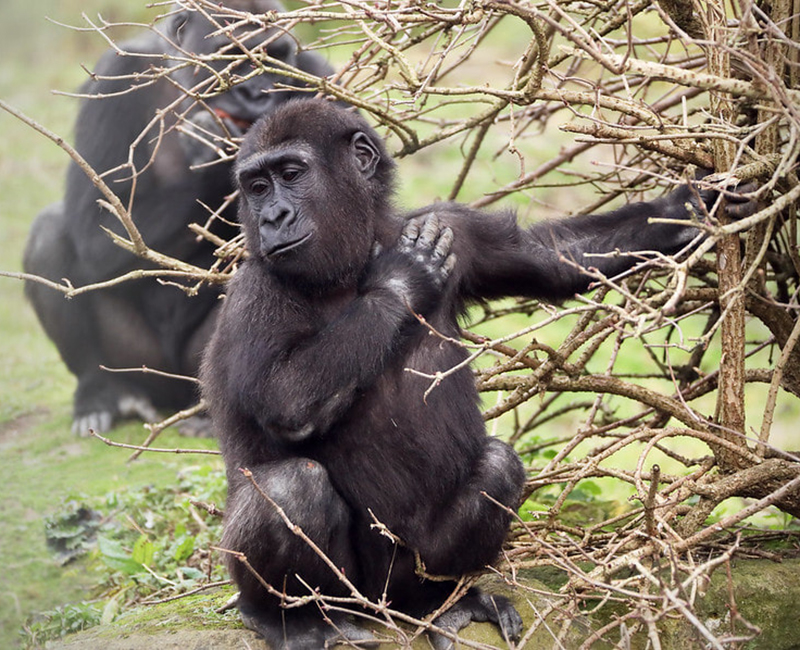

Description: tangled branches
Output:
[5,0,800,646]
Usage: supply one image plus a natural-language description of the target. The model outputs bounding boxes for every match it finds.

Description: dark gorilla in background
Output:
[201,98,755,649]
[23,1,332,434]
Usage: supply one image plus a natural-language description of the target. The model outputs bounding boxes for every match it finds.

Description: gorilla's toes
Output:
[325,615,379,648]
[72,393,158,436]
[430,590,522,649]
[72,410,114,436]
[176,414,215,438]
[495,597,523,642]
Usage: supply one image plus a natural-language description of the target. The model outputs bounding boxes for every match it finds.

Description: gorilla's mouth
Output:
[266,232,312,258]
[213,108,253,131]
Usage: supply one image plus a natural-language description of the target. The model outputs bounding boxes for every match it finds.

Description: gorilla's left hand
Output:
[689,172,761,222]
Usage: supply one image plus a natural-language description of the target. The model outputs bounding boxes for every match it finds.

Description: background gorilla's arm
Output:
[445,184,740,303]
[64,36,194,281]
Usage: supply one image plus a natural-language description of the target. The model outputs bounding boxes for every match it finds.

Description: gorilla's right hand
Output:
[398,213,456,288]
[365,212,456,316]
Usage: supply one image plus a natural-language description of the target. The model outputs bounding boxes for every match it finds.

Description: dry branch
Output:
[5,0,800,646]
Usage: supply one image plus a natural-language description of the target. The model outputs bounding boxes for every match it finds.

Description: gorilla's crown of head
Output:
[238,98,396,190]
[171,0,288,22]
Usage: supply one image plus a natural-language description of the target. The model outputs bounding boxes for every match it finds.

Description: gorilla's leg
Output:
[417,437,526,648]
[24,203,93,377]
[422,437,524,574]
[223,458,374,650]
[182,301,221,372]
[23,204,160,434]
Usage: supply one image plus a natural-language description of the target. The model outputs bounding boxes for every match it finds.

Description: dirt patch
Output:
[0,408,49,449]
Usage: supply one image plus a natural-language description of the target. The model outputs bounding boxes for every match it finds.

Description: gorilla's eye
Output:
[248,178,271,196]
[266,38,293,62]
[280,167,303,183]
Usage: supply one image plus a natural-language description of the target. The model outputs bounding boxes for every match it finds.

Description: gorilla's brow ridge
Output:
[236,142,314,177]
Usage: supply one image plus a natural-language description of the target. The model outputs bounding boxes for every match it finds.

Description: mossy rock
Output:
[44,575,587,649]
[44,586,251,649]
[659,558,800,650]
[44,560,800,649]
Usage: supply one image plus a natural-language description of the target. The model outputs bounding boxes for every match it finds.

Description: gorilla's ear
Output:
[166,10,190,44]
[351,132,380,179]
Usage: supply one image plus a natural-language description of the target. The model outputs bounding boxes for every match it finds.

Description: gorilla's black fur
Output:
[201,98,752,648]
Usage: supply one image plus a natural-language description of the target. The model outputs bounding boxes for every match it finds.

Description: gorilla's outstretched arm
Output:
[433,183,754,303]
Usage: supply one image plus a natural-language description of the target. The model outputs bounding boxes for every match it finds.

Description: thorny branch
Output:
[5,0,800,646]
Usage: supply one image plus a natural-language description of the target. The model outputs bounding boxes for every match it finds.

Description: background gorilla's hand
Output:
[178,110,244,167]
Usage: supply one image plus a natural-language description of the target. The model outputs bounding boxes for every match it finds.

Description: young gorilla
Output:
[201,99,750,648]
[23,1,331,435]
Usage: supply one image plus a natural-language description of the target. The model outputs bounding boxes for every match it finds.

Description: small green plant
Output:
[44,500,102,565]
[21,464,227,647]
[92,465,227,594]
[22,603,103,648]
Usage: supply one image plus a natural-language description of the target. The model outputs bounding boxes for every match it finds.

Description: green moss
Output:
[42,587,253,650]
[699,560,800,650]
[107,586,239,633]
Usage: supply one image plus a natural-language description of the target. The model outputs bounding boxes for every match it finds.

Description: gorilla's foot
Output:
[73,380,159,436]
[430,589,522,650]
[175,414,215,438]
[240,606,377,650]
[72,410,115,437]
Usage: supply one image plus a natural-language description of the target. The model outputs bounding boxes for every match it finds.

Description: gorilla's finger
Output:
[433,226,454,260]
[417,213,440,249]
[400,217,422,249]
[441,253,457,279]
